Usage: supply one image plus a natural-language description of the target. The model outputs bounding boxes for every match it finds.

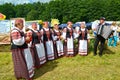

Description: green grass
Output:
[0,41,120,80]
[0,44,11,52]
[0,52,15,80]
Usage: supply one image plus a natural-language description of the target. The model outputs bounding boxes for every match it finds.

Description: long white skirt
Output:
[67,37,74,55]
[78,40,88,55]
[46,40,55,60]
[56,40,64,56]
[35,43,46,65]
[24,48,34,78]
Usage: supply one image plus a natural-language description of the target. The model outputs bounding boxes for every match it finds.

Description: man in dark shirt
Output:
[94,17,106,56]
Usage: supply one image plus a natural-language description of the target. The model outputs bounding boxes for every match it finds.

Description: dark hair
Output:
[100,17,105,20]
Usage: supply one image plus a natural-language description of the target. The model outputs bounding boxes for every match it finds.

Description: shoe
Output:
[94,54,97,56]
[66,54,69,57]
[93,53,97,56]
[99,54,102,57]
[70,54,74,57]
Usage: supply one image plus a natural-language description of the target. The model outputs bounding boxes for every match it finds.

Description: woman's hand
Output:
[25,37,31,43]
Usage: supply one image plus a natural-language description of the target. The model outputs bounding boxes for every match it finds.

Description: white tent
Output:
[0,20,10,33]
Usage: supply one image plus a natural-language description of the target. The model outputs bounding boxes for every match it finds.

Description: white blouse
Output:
[11,27,25,46]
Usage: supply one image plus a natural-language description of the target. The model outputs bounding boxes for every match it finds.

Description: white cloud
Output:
[0,0,51,5]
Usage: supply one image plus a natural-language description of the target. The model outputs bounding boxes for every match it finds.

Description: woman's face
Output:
[54,24,59,30]
[32,23,37,30]
[81,23,85,28]
[43,22,49,28]
[67,22,73,28]
[15,19,24,30]
[20,23,24,30]
[16,23,24,30]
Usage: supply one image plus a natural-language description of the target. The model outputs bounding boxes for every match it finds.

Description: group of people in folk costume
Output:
[11,18,90,80]
[10,17,120,80]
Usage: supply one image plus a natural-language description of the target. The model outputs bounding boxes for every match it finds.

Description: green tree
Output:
[1,0,120,22]
[14,4,25,17]
[26,9,39,20]
[0,3,15,19]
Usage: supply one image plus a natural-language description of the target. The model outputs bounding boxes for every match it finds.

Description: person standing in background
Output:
[108,22,118,47]
[62,21,75,57]
[41,21,55,60]
[26,22,46,68]
[52,21,64,58]
[77,22,89,56]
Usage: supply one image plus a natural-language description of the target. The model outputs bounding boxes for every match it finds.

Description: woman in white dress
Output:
[11,19,34,80]
[53,23,64,58]
[41,21,55,60]
[62,21,75,57]
[77,22,89,56]
[26,22,46,68]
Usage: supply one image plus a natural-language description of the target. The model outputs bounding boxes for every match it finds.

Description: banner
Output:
[0,20,10,44]
[0,13,6,20]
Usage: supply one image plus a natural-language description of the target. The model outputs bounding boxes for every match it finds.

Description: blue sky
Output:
[0,0,51,5]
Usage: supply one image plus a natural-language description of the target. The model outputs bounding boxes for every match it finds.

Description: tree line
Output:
[0,0,120,23]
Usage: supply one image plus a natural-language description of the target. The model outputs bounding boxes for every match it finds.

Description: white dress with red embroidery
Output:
[53,29,64,56]
[78,28,88,55]
[62,27,74,55]
[27,29,46,65]
[11,27,34,79]
[41,28,55,60]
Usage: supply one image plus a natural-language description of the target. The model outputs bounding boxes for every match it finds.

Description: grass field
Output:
[0,41,120,80]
